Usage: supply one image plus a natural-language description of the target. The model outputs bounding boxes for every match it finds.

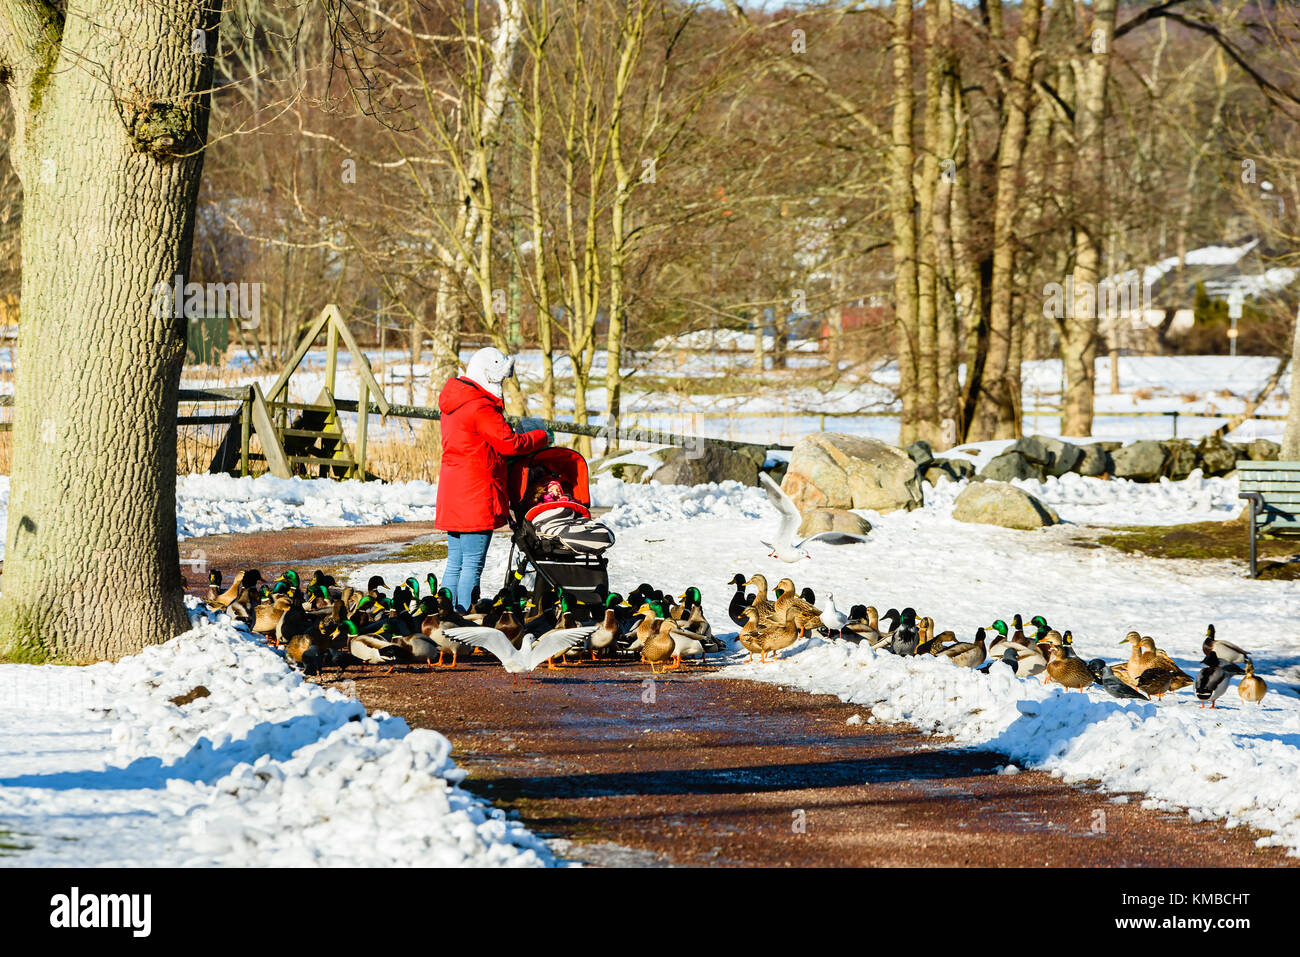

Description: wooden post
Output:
[240,387,252,477]
[326,320,339,395]
[355,374,370,481]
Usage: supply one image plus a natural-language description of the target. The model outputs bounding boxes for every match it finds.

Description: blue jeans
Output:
[443,531,493,612]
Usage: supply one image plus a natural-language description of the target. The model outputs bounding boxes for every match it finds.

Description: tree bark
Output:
[0,0,222,662]
[970,0,1043,441]
[890,0,920,446]
[1061,0,1117,438]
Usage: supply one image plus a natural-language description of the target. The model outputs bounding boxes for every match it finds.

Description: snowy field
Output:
[0,600,551,867]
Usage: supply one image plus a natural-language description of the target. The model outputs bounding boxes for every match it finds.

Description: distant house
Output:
[1100,238,1297,350]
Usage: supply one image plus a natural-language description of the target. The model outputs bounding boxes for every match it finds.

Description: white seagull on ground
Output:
[758,472,872,562]
[451,626,595,679]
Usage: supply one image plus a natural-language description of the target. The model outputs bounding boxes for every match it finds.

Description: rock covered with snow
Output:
[782,432,924,514]
[952,480,1059,529]
[1111,440,1170,481]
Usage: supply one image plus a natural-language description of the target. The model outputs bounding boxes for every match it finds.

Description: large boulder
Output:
[1018,435,1083,477]
[1195,434,1237,477]
[1244,438,1281,462]
[952,482,1059,530]
[1111,441,1168,481]
[1075,443,1113,477]
[651,444,759,486]
[979,451,1045,483]
[782,433,924,513]
[797,507,873,539]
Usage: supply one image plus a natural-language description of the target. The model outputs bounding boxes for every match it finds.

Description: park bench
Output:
[1237,460,1300,578]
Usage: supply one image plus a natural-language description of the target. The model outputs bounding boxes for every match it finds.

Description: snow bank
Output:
[0,601,549,867]
[726,639,1300,855]
[591,476,769,531]
[175,474,439,539]
[923,469,1241,526]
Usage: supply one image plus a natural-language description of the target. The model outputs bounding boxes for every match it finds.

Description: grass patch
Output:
[388,540,449,563]
[1091,514,1300,564]
[0,828,34,857]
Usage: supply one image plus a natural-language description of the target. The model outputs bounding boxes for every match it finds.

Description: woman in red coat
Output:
[436,347,551,611]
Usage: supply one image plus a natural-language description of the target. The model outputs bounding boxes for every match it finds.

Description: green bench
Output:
[1237,460,1300,578]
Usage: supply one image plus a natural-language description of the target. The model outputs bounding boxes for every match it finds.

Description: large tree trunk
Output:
[890,0,921,446]
[1061,0,1117,438]
[0,1,222,662]
[970,0,1043,441]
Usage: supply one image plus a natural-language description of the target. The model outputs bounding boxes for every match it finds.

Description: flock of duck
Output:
[203,567,724,680]
[728,574,1268,708]
[202,566,1269,707]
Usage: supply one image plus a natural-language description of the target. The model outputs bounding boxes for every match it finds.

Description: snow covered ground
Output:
[582,474,1300,855]
[3,466,1297,863]
[0,600,550,867]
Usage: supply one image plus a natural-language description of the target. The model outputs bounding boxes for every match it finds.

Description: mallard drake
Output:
[938,627,987,668]
[204,569,224,604]
[1194,653,1234,709]
[885,608,920,656]
[417,611,471,667]
[987,619,1016,658]
[998,643,1047,678]
[667,626,707,668]
[366,575,391,608]
[727,573,753,626]
[842,605,882,645]
[1085,658,1148,700]
[1046,644,1095,692]
[1203,624,1250,666]
[1238,660,1268,707]
[587,608,620,659]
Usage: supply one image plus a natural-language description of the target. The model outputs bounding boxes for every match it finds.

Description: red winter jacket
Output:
[435,376,548,532]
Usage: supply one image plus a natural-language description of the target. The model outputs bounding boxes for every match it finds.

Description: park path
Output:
[180,522,1296,867]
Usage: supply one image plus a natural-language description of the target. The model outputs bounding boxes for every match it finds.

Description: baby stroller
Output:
[503,447,615,622]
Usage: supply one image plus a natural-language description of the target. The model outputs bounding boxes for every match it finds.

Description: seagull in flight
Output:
[450,626,595,679]
[758,472,872,562]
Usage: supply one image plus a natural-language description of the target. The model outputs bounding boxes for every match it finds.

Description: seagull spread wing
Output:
[525,628,595,670]
[795,530,872,547]
[759,471,801,549]
[446,627,516,665]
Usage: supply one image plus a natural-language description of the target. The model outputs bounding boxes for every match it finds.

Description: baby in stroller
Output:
[523,467,614,555]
